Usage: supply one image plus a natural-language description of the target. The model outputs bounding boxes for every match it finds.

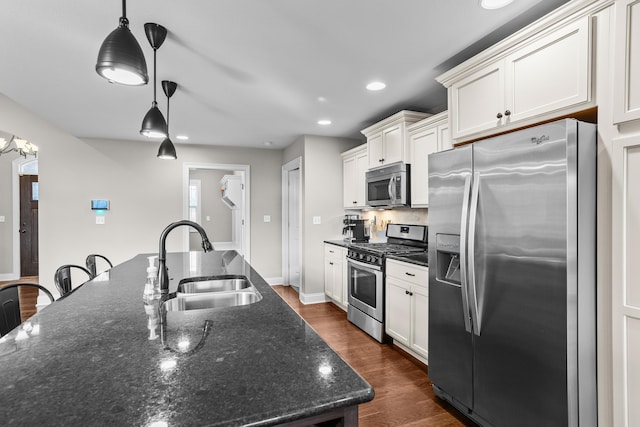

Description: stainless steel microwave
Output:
[365,161,410,207]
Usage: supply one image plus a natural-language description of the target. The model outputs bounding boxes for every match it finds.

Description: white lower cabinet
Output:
[385,259,429,363]
[324,244,347,310]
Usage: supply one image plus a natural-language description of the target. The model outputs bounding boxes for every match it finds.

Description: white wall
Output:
[189,168,233,245]
[0,155,13,274]
[0,93,283,293]
[285,135,361,298]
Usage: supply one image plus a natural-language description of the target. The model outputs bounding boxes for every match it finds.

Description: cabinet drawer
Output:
[386,260,428,287]
[325,244,343,259]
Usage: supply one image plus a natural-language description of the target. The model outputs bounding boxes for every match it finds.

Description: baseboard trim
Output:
[0,273,20,281]
[263,277,284,286]
[299,292,329,305]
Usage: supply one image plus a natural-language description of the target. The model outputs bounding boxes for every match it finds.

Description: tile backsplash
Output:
[357,208,428,242]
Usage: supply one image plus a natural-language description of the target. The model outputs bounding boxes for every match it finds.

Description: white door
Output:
[287,167,301,289]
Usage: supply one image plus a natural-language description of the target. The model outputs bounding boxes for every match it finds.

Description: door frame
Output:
[4,157,38,281]
[281,157,302,289]
[182,162,251,262]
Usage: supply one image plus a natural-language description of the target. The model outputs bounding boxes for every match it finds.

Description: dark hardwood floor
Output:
[273,285,475,427]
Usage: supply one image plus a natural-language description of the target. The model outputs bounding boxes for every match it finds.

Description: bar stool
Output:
[54,265,92,297]
[85,254,113,279]
[0,283,54,336]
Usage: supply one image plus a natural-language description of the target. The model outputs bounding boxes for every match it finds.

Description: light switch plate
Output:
[263,215,271,223]
[96,216,105,225]
[0,216,5,223]
[313,216,321,225]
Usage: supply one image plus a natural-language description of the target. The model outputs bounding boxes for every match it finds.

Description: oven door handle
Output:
[347,257,382,272]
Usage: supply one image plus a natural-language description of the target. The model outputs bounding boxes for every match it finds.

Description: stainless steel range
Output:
[347,223,427,342]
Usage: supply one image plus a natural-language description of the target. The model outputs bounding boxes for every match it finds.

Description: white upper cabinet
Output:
[361,110,431,169]
[408,112,450,207]
[614,0,640,124]
[342,144,368,209]
[439,3,597,143]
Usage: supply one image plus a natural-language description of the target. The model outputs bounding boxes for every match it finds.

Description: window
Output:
[189,180,202,228]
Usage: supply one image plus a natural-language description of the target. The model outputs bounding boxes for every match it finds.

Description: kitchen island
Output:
[0,251,373,426]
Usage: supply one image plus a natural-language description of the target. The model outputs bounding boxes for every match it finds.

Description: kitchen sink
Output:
[177,275,252,293]
[163,290,263,312]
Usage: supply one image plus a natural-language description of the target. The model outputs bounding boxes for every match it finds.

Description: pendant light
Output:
[95,0,148,86]
[157,80,178,160]
[140,23,168,138]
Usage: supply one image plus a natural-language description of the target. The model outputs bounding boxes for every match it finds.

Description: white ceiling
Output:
[0,0,569,150]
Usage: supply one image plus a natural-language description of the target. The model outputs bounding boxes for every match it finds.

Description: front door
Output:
[19,175,38,276]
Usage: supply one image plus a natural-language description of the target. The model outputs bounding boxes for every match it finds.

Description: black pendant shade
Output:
[157,80,178,160]
[157,136,177,159]
[140,23,168,138]
[96,0,148,86]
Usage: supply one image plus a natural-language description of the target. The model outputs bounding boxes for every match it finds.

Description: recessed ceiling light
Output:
[317,96,327,102]
[176,135,189,141]
[366,81,386,91]
[479,0,514,9]
[318,119,332,126]
[264,141,273,146]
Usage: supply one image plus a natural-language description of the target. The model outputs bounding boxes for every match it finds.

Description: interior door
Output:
[287,168,301,289]
[19,175,38,276]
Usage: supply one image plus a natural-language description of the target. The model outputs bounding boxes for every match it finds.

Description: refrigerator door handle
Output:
[459,174,472,333]
[468,172,482,336]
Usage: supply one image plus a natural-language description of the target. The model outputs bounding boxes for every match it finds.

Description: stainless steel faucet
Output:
[158,220,213,295]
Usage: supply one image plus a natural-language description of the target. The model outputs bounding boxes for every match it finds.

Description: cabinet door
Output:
[505,17,590,123]
[410,126,439,207]
[613,134,640,427]
[385,277,411,345]
[343,156,357,208]
[614,0,640,123]
[411,284,429,359]
[341,249,349,307]
[438,122,452,151]
[355,151,368,207]
[450,62,505,139]
[324,256,335,299]
[331,256,343,305]
[382,124,403,165]
[368,133,384,169]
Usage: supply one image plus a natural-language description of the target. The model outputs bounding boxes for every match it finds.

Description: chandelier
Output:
[0,136,38,158]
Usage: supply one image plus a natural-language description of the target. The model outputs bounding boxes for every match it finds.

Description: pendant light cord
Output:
[166,92,170,134]
[153,48,157,105]
[122,0,127,19]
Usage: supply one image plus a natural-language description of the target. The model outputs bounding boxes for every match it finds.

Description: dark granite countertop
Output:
[324,240,351,248]
[0,251,373,426]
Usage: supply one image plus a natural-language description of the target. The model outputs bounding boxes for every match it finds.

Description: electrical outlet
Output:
[313,216,321,225]
[264,215,271,223]
[0,216,5,223]
[96,216,105,225]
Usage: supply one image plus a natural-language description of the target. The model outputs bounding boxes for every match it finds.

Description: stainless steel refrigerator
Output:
[427,119,597,427]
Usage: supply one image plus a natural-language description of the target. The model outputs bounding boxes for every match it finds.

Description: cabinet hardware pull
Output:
[405,272,415,277]
[329,262,334,265]
[329,250,334,253]
[405,290,410,295]
[409,292,414,296]
[505,110,511,116]
[496,112,503,119]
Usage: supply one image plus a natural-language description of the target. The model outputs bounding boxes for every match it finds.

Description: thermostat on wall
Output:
[91,199,110,211]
